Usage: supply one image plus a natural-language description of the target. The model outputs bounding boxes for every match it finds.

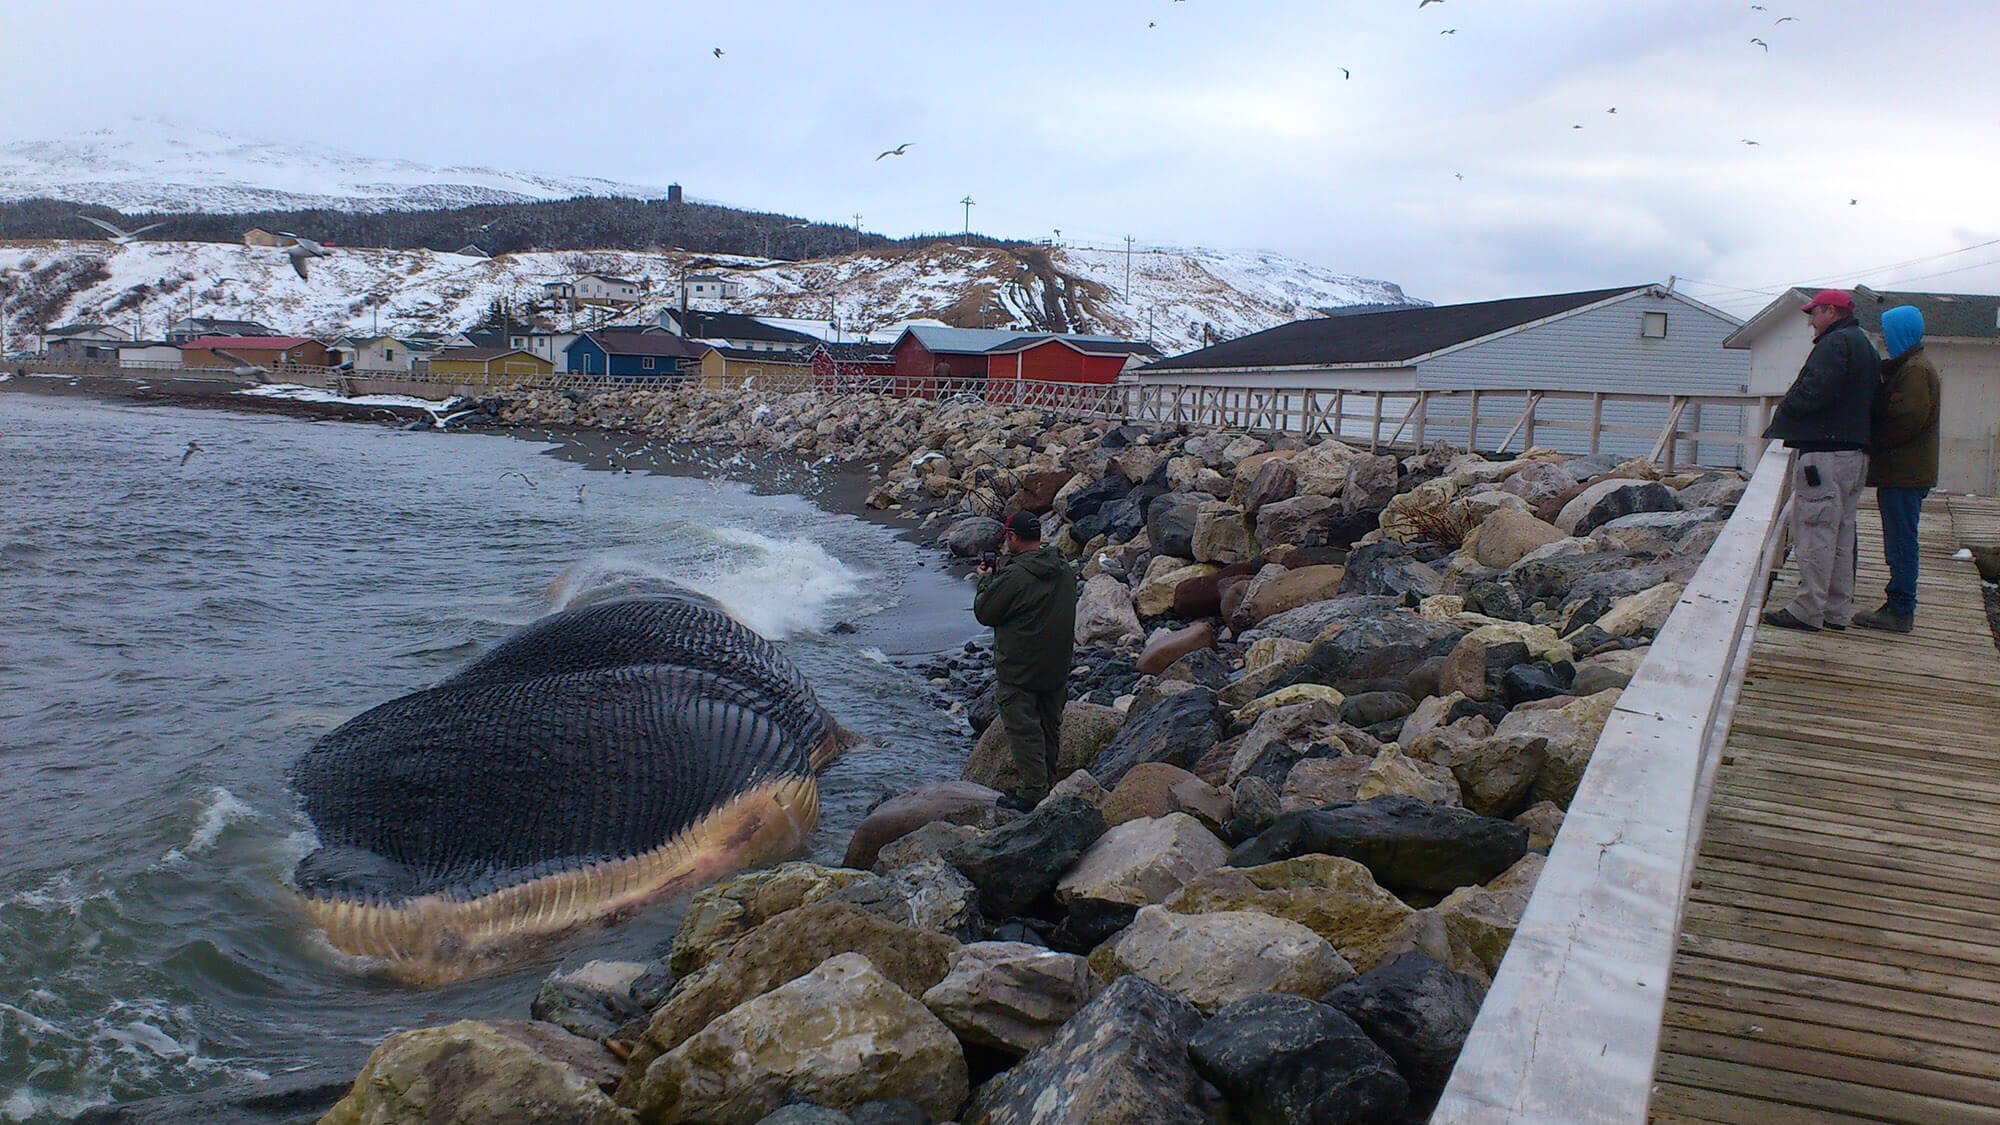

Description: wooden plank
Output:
[1653,1053,2000,1124]
[1660,1024,2000,1108]
[1665,974,2000,1053]
[1649,1081,1892,1125]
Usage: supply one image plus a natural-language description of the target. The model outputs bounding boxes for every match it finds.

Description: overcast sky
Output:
[5,0,1997,317]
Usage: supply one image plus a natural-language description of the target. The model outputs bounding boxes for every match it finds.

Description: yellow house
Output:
[426,347,554,383]
[696,345,812,392]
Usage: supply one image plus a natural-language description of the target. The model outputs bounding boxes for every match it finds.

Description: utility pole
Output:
[960,196,975,236]
[853,214,863,253]
[1124,235,1135,298]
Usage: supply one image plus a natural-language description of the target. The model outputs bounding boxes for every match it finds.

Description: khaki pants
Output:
[1783,449,1868,628]
[995,681,1065,800]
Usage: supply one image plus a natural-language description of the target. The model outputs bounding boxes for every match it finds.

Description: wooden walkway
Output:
[1652,493,2000,1123]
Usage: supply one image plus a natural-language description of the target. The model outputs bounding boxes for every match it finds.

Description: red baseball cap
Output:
[1800,288,1854,312]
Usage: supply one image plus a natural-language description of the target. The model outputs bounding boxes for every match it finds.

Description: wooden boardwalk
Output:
[1651,493,2000,1123]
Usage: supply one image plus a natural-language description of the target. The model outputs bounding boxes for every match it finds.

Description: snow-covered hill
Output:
[0,120,675,214]
[0,239,1416,356]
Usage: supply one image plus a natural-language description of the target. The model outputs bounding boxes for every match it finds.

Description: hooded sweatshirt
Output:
[1868,304,1940,489]
[973,544,1078,692]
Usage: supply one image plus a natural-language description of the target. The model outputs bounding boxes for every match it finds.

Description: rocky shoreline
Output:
[80,381,1750,1124]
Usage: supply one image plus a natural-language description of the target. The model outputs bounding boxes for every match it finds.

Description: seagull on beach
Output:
[576,483,587,504]
[499,470,537,490]
[179,440,202,466]
[79,215,165,245]
[876,143,914,160]
[279,232,331,280]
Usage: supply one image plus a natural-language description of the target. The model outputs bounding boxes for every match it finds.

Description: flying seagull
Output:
[279,232,331,280]
[711,47,723,58]
[499,470,537,490]
[1338,66,1351,79]
[1607,107,1617,114]
[876,143,913,160]
[79,215,165,245]
[1440,28,1456,34]
[179,440,202,466]
[1750,37,1769,50]
[1850,198,1858,205]
[1775,15,1798,23]
[1419,0,1442,6]
[1742,138,1761,145]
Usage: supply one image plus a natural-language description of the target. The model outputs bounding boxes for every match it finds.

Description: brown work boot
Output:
[1854,604,1914,633]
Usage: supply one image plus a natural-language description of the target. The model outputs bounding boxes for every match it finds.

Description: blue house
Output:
[565,328,710,378]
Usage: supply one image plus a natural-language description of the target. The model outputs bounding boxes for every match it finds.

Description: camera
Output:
[979,550,999,570]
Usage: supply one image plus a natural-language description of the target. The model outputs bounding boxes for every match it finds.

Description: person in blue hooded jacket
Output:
[1857,304,1940,633]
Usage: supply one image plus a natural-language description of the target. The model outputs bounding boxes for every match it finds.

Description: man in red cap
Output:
[973,510,1078,811]
[1760,287,1881,631]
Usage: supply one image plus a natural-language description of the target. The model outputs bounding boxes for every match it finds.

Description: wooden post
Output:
[1590,392,1604,455]
[1467,390,1481,452]
[1413,391,1429,449]
[1497,392,1541,455]
[1371,392,1385,452]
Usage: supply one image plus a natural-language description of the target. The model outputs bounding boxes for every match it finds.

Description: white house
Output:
[1138,285,1752,466]
[526,327,580,373]
[118,342,183,367]
[347,335,423,374]
[680,273,743,305]
[1726,286,2000,494]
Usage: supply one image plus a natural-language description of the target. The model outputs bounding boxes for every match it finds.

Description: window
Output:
[643,356,655,370]
[384,348,393,362]
[1641,312,1668,339]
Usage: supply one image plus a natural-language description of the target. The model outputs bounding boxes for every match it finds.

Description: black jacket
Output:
[1762,315,1880,450]
[973,545,1077,692]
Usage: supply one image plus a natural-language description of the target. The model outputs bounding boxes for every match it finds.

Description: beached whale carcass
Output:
[286,587,851,986]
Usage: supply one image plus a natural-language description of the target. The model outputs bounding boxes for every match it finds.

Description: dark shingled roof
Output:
[1850,287,2000,340]
[812,341,895,362]
[667,310,821,344]
[582,330,710,358]
[1146,287,1646,370]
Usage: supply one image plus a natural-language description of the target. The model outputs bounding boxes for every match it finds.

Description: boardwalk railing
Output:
[1432,447,1794,1123]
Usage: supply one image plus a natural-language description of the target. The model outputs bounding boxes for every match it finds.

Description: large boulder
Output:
[1230,795,1530,894]
[1087,687,1224,788]
[1322,952,1488,1100]
[1057,473,1135,526]
[1595,580,1683,637]
[946,795,1107,919]
[1146,492,1205,559]
[1134,562,1216,618]
[1192,501,1255,564]
[1234,564,1346,629]
[1238,595,1402,644]
[1078,483,1165,544]
[1407,725,1547,819]
[321,1020,630,1125]
[1168,854,1415,973]
[1290,440,1363,498]
[1135,621,1216,675]
[1465,507,1566,569]
[882,854,985,941]
[1338,541,1445,599]
[1434,854,1546,977]
[944,515,1004,559]
[1236,452,1300,512]
[1277,611,1463,695]
[1010,469,1074,515]
[964,975,1208,1125]
[1252,493,1337,554]
[632,953,968,1124]
[1494,688,1620,807]
[843,783,1001,871]
[531,961,647,1043]
[920,941,1099,1056]
[628,904,959,1071]
[1075,573,1144,646]
[670,863,898,978]
[1497,460,1576,509]
[1340,453,1402,514]
[1188,994,1409,1125]
[1378,478,1461,545]
[1055,813,1230,908]
[1088,905,1354,1014]
[1555,478,1680,536]
[1102,762,1231,832]
[961,701,1124,795]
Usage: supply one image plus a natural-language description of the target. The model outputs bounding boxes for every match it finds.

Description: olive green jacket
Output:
[973,545,1077,692]
[1867,347,1940,489]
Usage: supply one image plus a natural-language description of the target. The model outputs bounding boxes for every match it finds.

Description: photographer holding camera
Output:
[972,510,1077,812]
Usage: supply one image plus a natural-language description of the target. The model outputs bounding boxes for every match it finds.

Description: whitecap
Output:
[161,786,257,865]
[685,528,863,638]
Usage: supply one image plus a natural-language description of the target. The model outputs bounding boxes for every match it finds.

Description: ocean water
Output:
[0,391,974,1121]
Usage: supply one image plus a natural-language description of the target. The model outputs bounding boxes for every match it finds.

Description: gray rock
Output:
[1227,774,1283,842]
[1558,479,1680,537]
[1229,795,1531,894]
[1087,688,1224,788]
[946,796,1107,919]
[1238,595,1403,645]
[965,975,1208,1125]
[1339,691,1416,729]
[1323,952,1488,1100]
[1277,611,1464,695]
[529,960,647,1042]
[1188,993,1409,1125]
[1159,646,1234,691]
[1338,541,1445,600]
[945,515,1004,558]
[1146,492,1203,559]
[755,1106,855,1125]
[1341,454,1402,515]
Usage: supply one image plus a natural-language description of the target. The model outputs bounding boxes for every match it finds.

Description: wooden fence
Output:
[19,358,1780,471]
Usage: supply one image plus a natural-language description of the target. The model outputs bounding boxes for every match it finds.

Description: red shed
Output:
[985,336,1161,386]
[890,326,1023,393]
[810,342,897,393]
